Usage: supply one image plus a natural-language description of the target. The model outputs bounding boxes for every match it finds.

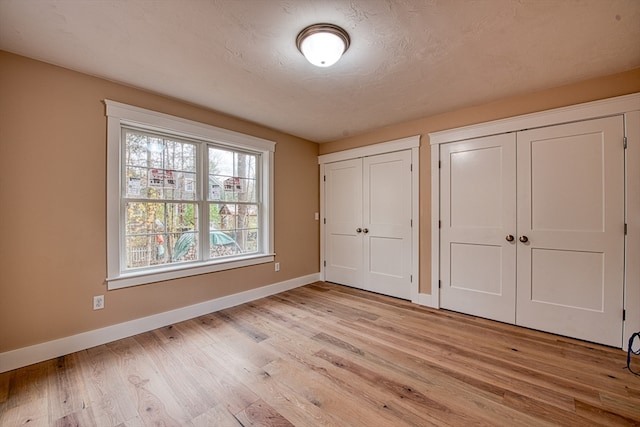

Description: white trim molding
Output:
[416,292,439,309]
[0,273,320,373]
[430,93,640,145]
[625,110,640,349]
[104,100,277,289]
[429,93,640,349]
[318,135,420,164]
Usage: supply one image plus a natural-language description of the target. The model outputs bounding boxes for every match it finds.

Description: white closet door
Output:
[363,151,413,300]
[440,133,517,323]
[516,116,625,347]
[324,158,363,288]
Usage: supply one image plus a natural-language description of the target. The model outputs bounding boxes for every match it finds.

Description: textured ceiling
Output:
[1,0,639,142]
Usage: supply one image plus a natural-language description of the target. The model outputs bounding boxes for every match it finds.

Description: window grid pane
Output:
[209,203,259,258]
[124,130,197,201]
[124,201,199,269]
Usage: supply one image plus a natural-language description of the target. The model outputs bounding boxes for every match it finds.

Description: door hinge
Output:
[438,220,441,228]
[625,223,628,235]
[410,164,413,172]
[324,218,326,224]
[323,175,326,182]
[410,275,413,283]
[623,309,626,321]
[324,260,326,267]
[410,219,413,227]
[624,136,628,149]
[439,280,441,289]
[438,160,441,169]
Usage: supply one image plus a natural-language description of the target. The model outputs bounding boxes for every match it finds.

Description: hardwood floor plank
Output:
[250,299,502,425]
[598,391,640,420]
[501,390,588,426]
[0,369,10,404]
[47,353,90,422]
[249,297,519,425]
[3,282,639,426]
[234,398,294,426]
[574,398,640,426]
[0,397,49,427]
[226,302,419,425]
[262,343,432,426]
[360,314,624,399]
[199,341,337,426]
[132,329,217,420]
[115,415,145,427]
[258,286,636,422]
[105,337,188,426]
[52,405,98,427]
[344,316,601,406]
[170,321,262,415]
[76,345,139,425]
[185,404,243,427]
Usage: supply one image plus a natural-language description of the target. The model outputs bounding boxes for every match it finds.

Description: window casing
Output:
[106,100,275,289]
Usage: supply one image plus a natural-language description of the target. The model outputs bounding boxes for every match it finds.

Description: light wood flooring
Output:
[1,282,639,426]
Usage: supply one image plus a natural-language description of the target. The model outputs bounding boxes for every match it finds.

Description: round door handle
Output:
[363,228,369,234]
[519,235,529,243]
[506,234,514,242]
[356,228,362,233]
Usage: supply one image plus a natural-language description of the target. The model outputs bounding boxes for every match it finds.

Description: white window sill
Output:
[106,254,275,290]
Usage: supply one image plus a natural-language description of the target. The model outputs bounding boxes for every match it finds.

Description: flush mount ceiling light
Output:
[296,23,350,67]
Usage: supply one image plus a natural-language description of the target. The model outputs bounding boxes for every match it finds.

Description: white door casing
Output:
[440,133,517,323]
[516,116,625,347]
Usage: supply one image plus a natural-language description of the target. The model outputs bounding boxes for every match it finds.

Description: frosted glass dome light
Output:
[296,24,350,67]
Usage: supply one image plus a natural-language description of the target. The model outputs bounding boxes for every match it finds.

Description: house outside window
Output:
[105,100,275,289]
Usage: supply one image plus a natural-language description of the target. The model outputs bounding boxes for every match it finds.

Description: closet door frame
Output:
[429,92,640,350]
[319,135,421,303]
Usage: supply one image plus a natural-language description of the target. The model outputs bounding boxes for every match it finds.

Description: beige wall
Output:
[2,49,638,354]
[319,67,640,294]
[0,51,320,352]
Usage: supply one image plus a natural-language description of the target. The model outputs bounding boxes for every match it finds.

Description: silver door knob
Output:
[363,228,369,234]
[356,228,362,233]
[519,235,529,243]
[506,234,514,242]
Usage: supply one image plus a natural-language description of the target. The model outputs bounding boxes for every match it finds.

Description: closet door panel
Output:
[363,151,413,300]
[440,133,517,323]
[324,159,363,288]
[516,115,624,347]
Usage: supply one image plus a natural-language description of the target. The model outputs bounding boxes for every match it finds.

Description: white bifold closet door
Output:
[440,115,624,347]
[440,133,517,324]
[325,150,413,300]
[324,158,363,289]
[515,116,624,347]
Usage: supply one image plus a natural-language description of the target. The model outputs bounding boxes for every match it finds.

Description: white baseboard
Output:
[0,273,320,373]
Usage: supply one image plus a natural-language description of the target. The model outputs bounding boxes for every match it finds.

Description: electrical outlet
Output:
[93,295,105,310]
[275,262,280,272]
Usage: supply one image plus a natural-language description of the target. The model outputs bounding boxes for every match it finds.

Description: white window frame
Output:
[105,100,275,290]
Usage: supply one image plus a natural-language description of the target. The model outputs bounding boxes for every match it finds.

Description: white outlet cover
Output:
[93,295,104,310]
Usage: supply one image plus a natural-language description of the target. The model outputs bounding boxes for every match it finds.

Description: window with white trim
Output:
[105,100,275,289]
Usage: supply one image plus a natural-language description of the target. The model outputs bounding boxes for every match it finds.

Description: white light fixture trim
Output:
[296,23,350,67]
